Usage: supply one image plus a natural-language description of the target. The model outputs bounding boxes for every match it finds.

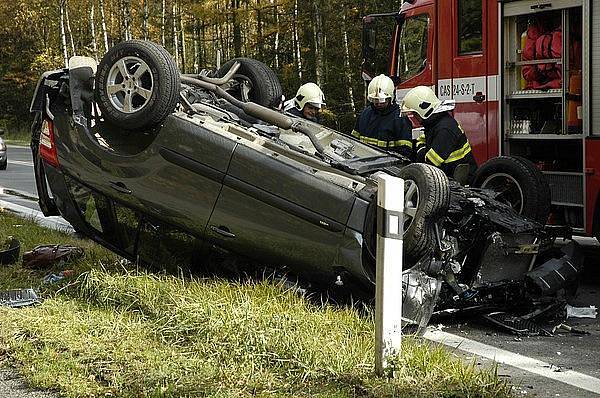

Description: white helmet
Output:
[401,85,442,119]
[367,74,395,103]
[294,82,325,110]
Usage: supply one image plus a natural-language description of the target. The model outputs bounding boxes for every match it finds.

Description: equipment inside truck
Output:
[503,2,585,231]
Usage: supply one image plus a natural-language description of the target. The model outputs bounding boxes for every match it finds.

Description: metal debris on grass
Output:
[0,288,41,308]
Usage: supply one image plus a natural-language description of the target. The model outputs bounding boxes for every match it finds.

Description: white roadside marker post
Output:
[375,174,404,376]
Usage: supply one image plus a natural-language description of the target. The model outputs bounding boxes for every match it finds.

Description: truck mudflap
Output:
[30,113,59,217]
[525,241,583,296]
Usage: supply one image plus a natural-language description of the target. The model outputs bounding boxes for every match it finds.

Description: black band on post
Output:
[376,205,404,240]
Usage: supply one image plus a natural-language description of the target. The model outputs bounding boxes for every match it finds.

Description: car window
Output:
[362,14,398,77]
[396,14,429,82]
[458,0,483,54]
[67,179,104,233]
[137,217,202,272]
[113,204,140,255]
[65,176,141,256]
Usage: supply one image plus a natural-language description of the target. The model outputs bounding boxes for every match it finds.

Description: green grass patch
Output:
[0,211,513,397]
[2,127,30,146]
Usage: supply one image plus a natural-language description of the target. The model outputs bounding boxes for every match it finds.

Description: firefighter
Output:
[351,74,413,158]
[402,85,477,184]
[284,82,326,123]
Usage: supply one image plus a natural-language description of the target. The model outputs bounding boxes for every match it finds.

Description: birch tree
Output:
[64,1,76,56]
[272,0,279,69]
[342,12,355,113]
[59,0,69,66]
[98,0,109,52]
[90,0,98,61]
[180,5,187,72]
[293,0,302,80]
[122,0,132,40]
[142,0,149,40]
[172,1,179,67]
[312,0,324,86]
[161,0,167,46]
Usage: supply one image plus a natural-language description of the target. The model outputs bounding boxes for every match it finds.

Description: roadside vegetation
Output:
[0,211,513,397]
[2,128,31,146]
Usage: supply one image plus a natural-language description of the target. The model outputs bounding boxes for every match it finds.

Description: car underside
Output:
[29,40,582,332]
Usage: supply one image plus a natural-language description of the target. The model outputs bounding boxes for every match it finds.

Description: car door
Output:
[205,141,356,283]
[437,0,490,164]
[55,112,234,240]
[64,175,141,259]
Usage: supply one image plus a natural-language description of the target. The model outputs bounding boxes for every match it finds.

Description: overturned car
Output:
[29,40,581,329]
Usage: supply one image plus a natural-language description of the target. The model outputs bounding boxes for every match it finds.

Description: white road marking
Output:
[423,329,600,395]
[7,160,34,167]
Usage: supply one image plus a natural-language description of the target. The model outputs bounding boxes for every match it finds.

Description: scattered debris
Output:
[23,245,84,269]
[0,288,41,308]
[42,269,75,284]
[552,323,590,335]
[0,237,20,265]
[525,242,582,296]
[482,312,553,336]
[565,304,597,319]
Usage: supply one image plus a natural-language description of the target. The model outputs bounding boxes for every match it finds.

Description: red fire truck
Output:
[362,0,599,239]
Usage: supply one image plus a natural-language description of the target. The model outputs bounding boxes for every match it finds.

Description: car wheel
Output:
[472,156,551,224]
[397,163,451,263]
[216,58,283,108]
[0,161,6,170]
[95,40,180,130]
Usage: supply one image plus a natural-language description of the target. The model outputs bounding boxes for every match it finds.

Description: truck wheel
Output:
[397,163,451,263]
[216,58,283,108]
[473,156,551,224]
[96,40,180,130]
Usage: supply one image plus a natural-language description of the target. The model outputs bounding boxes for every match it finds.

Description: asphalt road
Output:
[1,144,599,396]
[0,145,38,210]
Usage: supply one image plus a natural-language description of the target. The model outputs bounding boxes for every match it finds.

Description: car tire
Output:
[216,58,283,108]
[0,161,6,170]
[472,156,551,224]
[95,40,180,130]
[397,163,451,263]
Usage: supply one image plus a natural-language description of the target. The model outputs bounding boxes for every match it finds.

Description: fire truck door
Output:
[437,0,490,164]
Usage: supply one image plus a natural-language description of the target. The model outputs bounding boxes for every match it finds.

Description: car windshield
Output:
[396,14,429,82]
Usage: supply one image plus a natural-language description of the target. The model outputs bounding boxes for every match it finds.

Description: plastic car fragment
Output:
[525,241,583,296]
[0,237,20,265]
[402,268,442,333]
[0,289,42,308]
[482,311,553,336]
[566,304,597,319]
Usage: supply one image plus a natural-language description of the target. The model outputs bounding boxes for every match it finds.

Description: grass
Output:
[0,211,514,397]
[2,128,30,146]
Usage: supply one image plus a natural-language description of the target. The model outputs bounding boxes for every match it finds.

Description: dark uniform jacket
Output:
[351,103,413,158]
[415,112,477,183]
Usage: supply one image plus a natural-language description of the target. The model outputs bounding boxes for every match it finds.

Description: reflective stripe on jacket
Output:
[416,112,477,183]
[352,103,413,158]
